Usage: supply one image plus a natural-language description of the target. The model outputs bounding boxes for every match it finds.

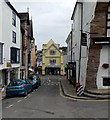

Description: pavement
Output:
[60,78,110,100]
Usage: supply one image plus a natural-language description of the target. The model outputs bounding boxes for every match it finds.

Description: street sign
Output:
[81,33,87,46]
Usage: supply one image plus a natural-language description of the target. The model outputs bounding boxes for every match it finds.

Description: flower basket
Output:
[102,63,109,69]
[75,82,80,87]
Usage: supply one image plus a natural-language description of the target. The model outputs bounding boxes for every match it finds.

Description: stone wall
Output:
[86,2,108,89]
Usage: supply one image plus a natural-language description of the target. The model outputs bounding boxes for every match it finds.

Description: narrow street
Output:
[2,75,108,118]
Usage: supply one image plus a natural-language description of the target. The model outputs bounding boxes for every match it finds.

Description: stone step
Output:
[86,89,110,95]
[84,92,110,99]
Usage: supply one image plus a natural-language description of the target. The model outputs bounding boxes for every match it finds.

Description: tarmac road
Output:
[2,75,109,119]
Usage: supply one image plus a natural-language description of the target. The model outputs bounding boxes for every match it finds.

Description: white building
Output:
[70,1,110,90]
[0,0,21,85]
[66,31,72,63]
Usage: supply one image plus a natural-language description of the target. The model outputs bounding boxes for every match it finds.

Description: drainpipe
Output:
[78,2,83,85]
[71,27,73,62]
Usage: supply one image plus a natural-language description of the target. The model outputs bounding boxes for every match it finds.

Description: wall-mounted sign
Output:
[92,37,110,45]
[68,62,76,70]
[81,33,87,46]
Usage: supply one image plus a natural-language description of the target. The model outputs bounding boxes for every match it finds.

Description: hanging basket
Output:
[102,63,109,69]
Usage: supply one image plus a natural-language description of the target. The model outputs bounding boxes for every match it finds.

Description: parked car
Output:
[28,75,41,89]
[6,79,33,97]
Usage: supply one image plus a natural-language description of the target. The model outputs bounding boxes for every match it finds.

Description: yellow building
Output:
[42,40,64,75]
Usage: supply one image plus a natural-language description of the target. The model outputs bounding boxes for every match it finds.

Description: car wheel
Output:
[24,90,28,96]
[39,82,41,86]
[31,88,33,92]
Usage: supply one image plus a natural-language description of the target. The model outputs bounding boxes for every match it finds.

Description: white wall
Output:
[72,3,82,83]
[71,1,97,88]
[66,33,71,63]
[0,1,2,43]
[80,2,97,88]
[97,46,110,89]
[0,1,21,84]
[2,1,20,68]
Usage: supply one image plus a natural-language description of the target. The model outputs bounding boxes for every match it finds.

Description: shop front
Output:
[67,62,76,86]
[45,65,60,75]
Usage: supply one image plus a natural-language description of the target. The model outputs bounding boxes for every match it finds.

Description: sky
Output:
[9,0,77,50]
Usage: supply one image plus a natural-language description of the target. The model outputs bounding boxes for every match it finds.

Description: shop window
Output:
[103,77,110,86]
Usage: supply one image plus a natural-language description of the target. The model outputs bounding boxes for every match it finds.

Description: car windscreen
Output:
[29,79,37,83]
[8,81,24,86]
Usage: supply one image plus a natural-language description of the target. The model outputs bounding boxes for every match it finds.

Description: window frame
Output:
[12,11,16,27]
[11,47,20,64]
[12,31,16,43]
[49,59,56,65]
[50,50,56,55]
[0,43,3,64]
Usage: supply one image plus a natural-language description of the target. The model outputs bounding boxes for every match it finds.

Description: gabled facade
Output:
[42,40,64,75]
[0,0,21,85]
[70,0,110,90]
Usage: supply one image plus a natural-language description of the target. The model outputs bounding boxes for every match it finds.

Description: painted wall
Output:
[2,2,20,66]
[97,46,110,89]
[71,1,97,88]
[66,32,71,63]
[42,40,64,75]
[0,1,21,83]
[0,1,2,43]
[80,1,96,88]
[72,3,82,83]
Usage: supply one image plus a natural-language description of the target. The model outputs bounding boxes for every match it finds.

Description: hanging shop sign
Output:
[68,62,76,70]
[81,33,87,46]
[92,37,110,45]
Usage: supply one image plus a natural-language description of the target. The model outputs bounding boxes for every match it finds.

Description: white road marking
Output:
[48,80,51,82]
[17,100,22,103]
[6,104,13,109]
[24,96,27,99]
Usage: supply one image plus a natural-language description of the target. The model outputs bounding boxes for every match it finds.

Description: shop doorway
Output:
[45,67,60,75]
[2,70,8,85]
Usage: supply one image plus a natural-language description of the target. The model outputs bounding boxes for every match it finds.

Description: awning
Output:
[46,64,60,68]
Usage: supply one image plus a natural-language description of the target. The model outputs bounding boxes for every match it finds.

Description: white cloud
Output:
[9,0,76,49]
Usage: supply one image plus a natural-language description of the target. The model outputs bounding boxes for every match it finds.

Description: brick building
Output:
[70,1,110,90]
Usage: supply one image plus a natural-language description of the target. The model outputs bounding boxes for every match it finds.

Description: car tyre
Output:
[24,90,28,96]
